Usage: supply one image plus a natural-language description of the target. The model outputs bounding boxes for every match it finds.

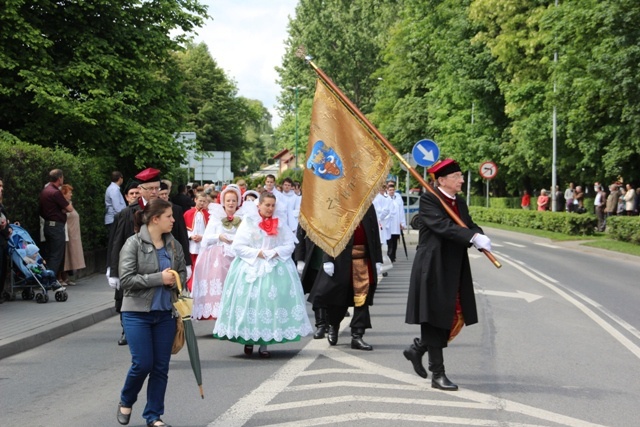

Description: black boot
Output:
[403,338,428,378]
[350,328,373,351]
[313,308,328,339]
[327,324,339,346]
[428,346,458,391]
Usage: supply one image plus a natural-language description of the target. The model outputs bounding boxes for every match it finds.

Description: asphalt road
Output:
[1,227,638,426]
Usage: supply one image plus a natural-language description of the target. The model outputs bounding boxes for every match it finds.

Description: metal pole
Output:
[295,87,299,168]
[486,180,489,208]
[551,0,558,211]
[468,102,474,206]
[405,170,410,227]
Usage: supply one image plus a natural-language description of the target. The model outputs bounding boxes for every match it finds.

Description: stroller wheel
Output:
[22,289,35,300]
[3,291,15,301]
[35,293,49,304]
[55,291,68,302]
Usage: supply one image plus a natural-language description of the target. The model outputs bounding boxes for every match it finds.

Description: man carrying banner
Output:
[403,158,491,391]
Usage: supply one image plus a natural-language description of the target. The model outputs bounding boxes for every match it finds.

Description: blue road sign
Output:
[412,139,439,167]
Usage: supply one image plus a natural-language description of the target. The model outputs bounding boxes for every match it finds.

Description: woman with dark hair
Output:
[213,192,312,358]
[116,198,186,427]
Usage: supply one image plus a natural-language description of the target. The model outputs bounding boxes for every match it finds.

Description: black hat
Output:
[124,180,139,193]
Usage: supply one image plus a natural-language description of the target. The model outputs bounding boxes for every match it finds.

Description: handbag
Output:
[169,264,189,354]
[172,315,185,354]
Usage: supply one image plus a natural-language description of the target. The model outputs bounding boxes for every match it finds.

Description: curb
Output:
[0,305,117,360]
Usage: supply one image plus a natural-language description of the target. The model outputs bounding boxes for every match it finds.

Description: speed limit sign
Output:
[479,161,498,180]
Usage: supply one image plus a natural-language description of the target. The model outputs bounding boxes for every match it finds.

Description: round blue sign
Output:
[412,139,439,167]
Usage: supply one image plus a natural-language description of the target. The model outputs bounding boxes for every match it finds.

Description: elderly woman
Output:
[537,189,550,211]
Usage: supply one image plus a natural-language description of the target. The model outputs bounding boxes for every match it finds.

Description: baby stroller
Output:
[6,224,68,303]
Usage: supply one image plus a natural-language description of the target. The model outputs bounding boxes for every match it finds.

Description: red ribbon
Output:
[258,216,278,236]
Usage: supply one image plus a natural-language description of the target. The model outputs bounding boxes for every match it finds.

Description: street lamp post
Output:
[287,85,307,168]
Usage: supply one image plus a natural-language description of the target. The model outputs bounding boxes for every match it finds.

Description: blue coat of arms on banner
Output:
[306,140,343,180]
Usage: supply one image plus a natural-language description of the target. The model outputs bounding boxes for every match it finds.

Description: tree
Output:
[0,0,208,170]
[174,42,253,174]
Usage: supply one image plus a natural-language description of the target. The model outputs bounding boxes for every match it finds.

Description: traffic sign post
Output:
[479,161,498,180]
[412,139,439,168]
[479,161,498,207]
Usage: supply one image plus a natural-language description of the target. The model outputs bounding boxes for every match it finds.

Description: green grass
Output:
[478,221,640,257]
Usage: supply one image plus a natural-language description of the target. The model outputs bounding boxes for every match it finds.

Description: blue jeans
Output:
[120,311,176,424]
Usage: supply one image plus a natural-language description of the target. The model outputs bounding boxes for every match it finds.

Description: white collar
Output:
[437,187,456,200]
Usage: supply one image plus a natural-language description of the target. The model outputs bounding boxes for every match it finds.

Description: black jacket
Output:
[308,205,382,307]
[405,190,481,329]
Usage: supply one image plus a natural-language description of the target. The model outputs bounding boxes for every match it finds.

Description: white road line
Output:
[491,243,504,247]
[209,331,607,427]
[504,241,526,248]
[261,395,491,412]
[495,252,640,360]
[261,413,551,427]
[534,242,561,249]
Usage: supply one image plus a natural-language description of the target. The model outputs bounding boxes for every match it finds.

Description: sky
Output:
[192,0,299,128]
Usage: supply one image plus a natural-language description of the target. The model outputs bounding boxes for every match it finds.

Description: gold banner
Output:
[299,79,391,257]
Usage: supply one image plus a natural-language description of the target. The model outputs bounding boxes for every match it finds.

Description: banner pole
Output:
[306,59,501,268]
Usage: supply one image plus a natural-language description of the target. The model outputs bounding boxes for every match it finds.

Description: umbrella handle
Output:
[168,269,183,294]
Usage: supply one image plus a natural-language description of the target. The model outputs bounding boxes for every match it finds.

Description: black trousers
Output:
[420,322,451,348]
[42,222,66,276]
[327,305,371,331]
[387,234,399,262]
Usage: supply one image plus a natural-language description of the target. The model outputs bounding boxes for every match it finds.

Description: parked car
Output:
[401,193,421,229]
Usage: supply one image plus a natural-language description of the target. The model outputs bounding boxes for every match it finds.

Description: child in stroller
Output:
[23,244,64,291]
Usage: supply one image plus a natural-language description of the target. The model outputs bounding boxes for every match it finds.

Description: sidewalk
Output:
[0,273,116,360]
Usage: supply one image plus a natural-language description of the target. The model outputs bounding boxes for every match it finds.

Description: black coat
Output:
[109,200,191,278]
[294,226,321,295]
[308,205,382,308]
[405,190,481,329]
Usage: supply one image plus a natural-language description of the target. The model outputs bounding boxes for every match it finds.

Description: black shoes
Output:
[147,419,171,427]
[313,325,328,339]
[431,372,458,391]
[403,338,428,378]
[327,325,338,346]
[350,336,373,351]
[118,333,128,346]
[117,402,131,425]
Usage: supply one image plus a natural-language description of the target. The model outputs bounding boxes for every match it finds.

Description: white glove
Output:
[297,261,305,275]
[263,249,276,260]
[186,265,192,281]
[472,234,492,252]
[376,263,382,276]
[108,277,120,290]
[323,262,335,277]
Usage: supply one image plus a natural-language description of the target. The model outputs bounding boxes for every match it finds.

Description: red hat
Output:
[427,159,461,179]
[134,167,161,184]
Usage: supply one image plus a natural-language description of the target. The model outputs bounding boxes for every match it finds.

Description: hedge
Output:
[469,206,598,236]
[1,133,110,250]
[605,216,640,244]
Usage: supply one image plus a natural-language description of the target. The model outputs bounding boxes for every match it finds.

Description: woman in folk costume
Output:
[213,192,313,358]
[191,186,242,320]
[183,192,209,290]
